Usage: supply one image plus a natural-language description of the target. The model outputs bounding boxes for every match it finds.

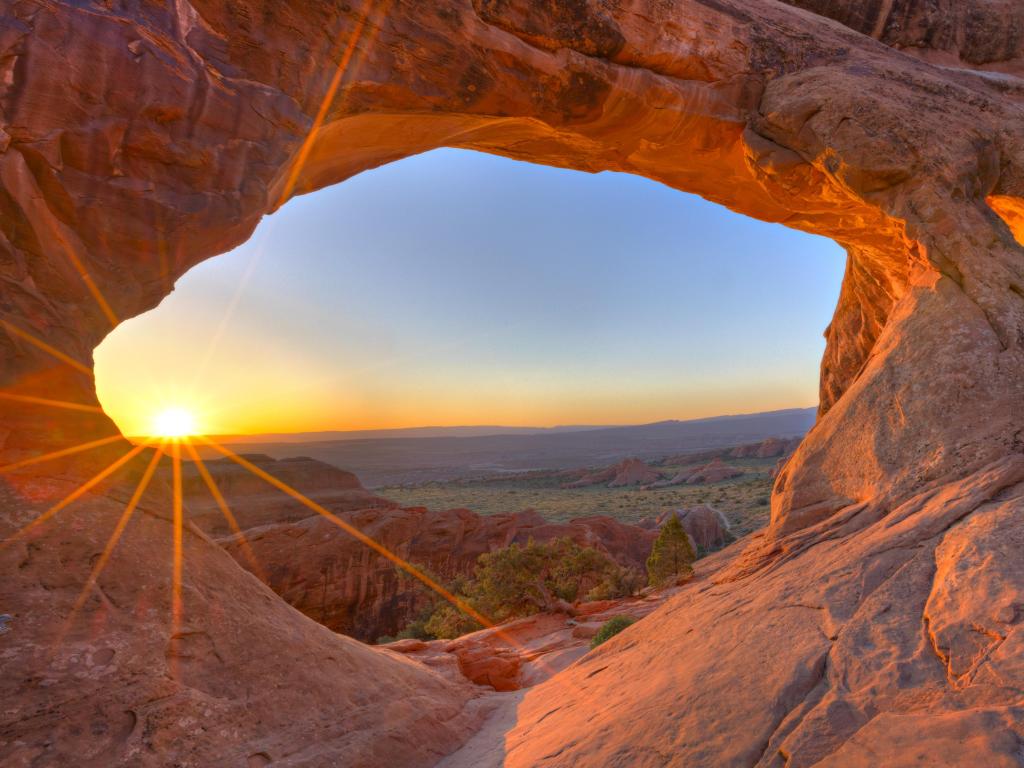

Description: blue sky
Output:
[95,148,845,436]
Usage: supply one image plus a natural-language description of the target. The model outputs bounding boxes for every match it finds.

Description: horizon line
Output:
[124,404,818,442]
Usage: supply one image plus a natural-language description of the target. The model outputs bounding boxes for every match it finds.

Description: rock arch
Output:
[2,1,1024,765]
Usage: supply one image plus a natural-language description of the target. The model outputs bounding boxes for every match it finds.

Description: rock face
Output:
[3,0,1024,765]
[223,507,655,641]
[0,463,479,768]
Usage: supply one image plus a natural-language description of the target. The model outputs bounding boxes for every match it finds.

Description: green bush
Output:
[419,537,640,639]
[590,615,636,649]
[423,603,482,640]
[466,537,632,621]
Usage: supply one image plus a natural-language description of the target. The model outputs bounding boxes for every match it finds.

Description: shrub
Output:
[590,615,636,648]
[585,566,645,602]
[421,537,639,639]
[469,537,629,621]
[423,603,482,640]
[646,514,696,586]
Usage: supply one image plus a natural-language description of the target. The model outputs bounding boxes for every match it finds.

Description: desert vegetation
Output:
[379,455,778,536]
[591,616,637,649]
[378,537,643,643]
[646,514,697,586]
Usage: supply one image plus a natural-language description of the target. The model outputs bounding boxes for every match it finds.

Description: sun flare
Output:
[151,407,198,438]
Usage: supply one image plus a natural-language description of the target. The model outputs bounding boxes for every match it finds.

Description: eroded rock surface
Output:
[2,0,1024,765]
[0,458,479,768]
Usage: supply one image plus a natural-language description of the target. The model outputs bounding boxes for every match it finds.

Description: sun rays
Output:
[0,442,149,551]
[0,405,507,656]
[0,0,533,668]
[182,440,266,580]
[0,434,126,474]
[196,435,505,634]
[0,319,94,377]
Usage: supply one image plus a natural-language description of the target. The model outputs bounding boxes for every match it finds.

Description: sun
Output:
[151,407,198,438]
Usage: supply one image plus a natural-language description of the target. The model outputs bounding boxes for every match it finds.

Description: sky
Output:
[94,148,846,437]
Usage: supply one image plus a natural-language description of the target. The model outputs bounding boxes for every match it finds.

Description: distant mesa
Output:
[561,457,663,488]
[642,457,742,488]
[176,455,395,536]
[729,436,801,459]
[682,457,744,485]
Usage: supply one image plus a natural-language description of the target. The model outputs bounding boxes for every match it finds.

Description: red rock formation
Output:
[389,586,680,692]
[730,435,801,459]
[684,457,743,484]
[179,453,395,535]
[223,507,655,641]
[4,0,1024,764]
[0,465,479,767]
[562,457,662,488]
[646,455,746,487]
[607,458,663,487]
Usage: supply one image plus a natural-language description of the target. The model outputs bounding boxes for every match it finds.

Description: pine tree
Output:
[646,514,696,586]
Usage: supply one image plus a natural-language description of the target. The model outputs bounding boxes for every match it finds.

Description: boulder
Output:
[658,505,733,551]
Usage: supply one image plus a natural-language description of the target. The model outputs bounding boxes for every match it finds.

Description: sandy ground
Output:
[436,691,526,768]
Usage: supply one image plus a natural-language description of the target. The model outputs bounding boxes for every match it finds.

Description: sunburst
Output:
[4,0,551,674]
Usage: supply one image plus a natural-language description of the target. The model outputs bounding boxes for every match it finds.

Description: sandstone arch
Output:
[3,1,1024,766]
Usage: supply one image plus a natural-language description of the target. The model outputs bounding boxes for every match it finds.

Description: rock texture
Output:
[3,0,1024,765]
[0,457,479,768]
[390,588,678,692]
[223,507,655,641]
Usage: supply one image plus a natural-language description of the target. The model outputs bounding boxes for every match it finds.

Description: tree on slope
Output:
[646,514,696,586]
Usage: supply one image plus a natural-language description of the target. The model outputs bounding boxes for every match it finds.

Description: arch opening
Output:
[93,148,844,453]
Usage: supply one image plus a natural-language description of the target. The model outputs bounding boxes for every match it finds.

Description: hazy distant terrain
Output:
[215,408,815,487]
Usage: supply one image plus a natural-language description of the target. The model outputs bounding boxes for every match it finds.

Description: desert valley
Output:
[5,0,1024,766]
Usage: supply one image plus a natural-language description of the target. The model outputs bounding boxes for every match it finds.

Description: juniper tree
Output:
[646,514,696,586]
